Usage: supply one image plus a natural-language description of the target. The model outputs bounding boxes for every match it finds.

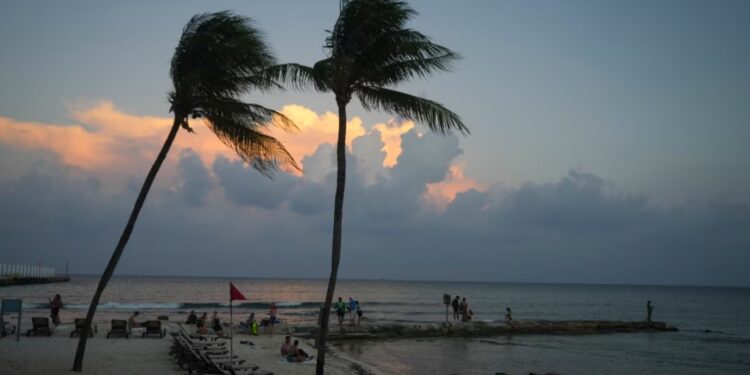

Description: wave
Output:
[22,300,432,311]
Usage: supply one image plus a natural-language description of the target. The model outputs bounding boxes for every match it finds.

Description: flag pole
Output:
[230,294,234,365]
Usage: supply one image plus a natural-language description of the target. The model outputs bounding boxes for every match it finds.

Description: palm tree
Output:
[267,1,467,373]
[72,11,298,371]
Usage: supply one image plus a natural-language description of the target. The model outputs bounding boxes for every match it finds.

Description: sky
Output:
[0,0,748,286]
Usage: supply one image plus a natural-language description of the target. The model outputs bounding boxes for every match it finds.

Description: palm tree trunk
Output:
[72,117,182,372]
[316,100,348,375]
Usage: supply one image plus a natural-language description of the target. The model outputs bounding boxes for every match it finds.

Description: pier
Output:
[0,264,70,287]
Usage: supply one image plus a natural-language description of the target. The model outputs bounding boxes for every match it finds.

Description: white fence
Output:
[0,264,56,278]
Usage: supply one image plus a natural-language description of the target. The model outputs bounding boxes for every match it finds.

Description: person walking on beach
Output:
[505,307,517,329]
[646,301,654,322]
[268,302,278,336]
[452,295,460,321]
[49,294,62,326]
[335,297,347,333]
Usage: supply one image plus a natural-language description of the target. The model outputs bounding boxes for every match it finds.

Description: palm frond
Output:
[328,0,415,56]
[169,11,277,116]
[204,114,300,176]
[355,86,468,135]
[261,63,325,91]
[197,97,297,132]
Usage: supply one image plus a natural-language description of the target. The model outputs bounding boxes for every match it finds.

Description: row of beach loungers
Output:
[170,325,273,375]
[24,316,165,338]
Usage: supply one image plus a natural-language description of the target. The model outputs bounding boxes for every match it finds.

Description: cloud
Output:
[175,149,213,206]
[1,103,748,286]
[267,104,367,168]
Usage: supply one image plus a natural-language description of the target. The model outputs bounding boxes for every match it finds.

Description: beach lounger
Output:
[70,318,95,337]
[107,319,129,338]
[170,333,271,375]
[142,320,165,338]
[26,317,52,337]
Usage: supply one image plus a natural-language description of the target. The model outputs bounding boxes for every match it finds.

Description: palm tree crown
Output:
[272,0,467,135]
[170,11,299,174]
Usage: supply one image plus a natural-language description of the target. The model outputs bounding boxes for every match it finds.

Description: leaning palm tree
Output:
[267,1,467,373]
[72,11,298,371]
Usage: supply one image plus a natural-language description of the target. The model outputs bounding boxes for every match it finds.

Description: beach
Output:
[2,276,749,374]
[0,320,380,375]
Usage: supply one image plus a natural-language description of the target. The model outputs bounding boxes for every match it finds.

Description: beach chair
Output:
[26,317,52,337]
[107,319,129,338]
[70,318,95,337]
[142,320,165,338]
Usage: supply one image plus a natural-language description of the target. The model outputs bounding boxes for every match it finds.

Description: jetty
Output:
[0,263,70,287]
[292,320,677,341]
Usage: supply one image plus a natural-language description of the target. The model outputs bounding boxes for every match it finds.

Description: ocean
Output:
[1,276,748,374]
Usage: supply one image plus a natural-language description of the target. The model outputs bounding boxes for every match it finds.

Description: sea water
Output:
[1,276,748,374]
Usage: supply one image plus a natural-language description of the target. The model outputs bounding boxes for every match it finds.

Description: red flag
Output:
[230,282,247,301]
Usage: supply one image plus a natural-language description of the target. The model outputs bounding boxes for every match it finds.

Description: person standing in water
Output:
[647,301,654,322]
[49,294,62,326]
[505,307,517,329]
[348,297,357,326]
[452,295,460,321]
[335,297,347,333]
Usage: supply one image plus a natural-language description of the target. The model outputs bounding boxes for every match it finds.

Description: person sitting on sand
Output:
[128,311,141,333]
[286,339,311,362]
[186,310,197,325]
[280,335,292,356]
[242,312,259,335]
[212,311,224,337]
[505,307,517,329]
[335,297,347,333]
[196,312,209,335]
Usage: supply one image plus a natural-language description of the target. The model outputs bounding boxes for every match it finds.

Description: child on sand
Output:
[280,335,292,356]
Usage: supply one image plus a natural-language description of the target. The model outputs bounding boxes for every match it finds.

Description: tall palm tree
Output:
[72,11,298,371]
[267,1,467,373]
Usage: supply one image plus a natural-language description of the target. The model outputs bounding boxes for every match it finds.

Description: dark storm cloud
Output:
[176,149,212,206]
[0,132,748,286]
[212,156,296,210]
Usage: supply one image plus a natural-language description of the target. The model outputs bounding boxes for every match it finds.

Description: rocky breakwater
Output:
[302,320,678,341]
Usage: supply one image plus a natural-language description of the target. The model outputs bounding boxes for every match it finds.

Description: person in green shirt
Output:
[335,297,347,333]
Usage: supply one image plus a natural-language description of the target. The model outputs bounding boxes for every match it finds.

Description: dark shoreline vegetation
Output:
[0,277,70,287]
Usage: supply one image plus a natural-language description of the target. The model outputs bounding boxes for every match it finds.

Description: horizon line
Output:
[63,273,750,289]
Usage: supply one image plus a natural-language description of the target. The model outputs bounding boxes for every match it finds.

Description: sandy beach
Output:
[0,320,381,375]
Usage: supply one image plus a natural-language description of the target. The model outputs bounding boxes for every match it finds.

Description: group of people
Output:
[451,295,474,322]
[334,297,363,332]
[185,302,280,337]
[279,335,312,362]
[185,311,225,336]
